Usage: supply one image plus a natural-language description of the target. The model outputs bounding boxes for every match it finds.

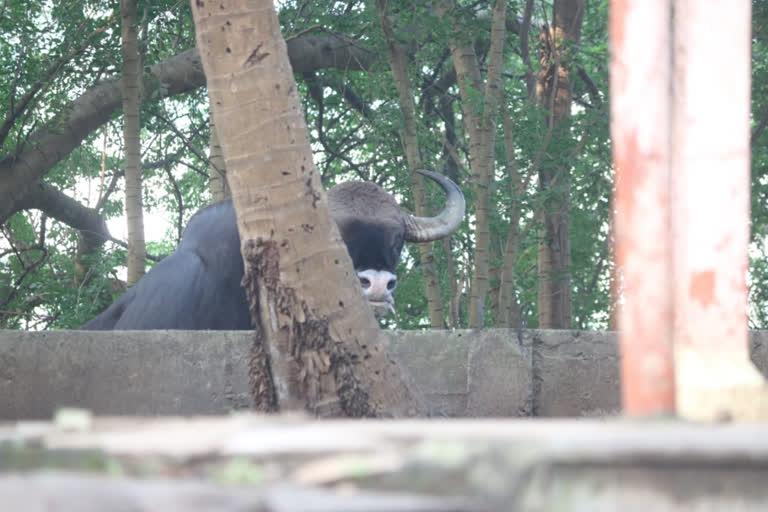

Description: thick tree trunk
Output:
[120,0,145,285]
[441,0,507,328]
[535,0,584,329]
[376,0,445,329]
[190,0,424,417]
[207,102,229,202]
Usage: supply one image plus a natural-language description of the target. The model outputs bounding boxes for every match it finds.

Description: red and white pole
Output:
[611,0,766,420]
[671,0,765,421]
[610,0,676,416]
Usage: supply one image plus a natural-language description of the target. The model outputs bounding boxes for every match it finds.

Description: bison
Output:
[83,169,464,329]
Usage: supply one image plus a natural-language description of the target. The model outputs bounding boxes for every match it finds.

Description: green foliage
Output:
[0,0,205,329]
[0,211,124,329]
[749,0,768,328]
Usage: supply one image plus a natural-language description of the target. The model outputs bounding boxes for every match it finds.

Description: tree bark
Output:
[440,0,507,328]
[120,0,145,285]
[15,183,110,243]
[376,0,445,329]
[535,0,584,329]
[0,33,378,225]
[190,0,424,418]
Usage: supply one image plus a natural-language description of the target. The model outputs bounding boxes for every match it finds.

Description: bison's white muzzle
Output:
[357,269,397,316]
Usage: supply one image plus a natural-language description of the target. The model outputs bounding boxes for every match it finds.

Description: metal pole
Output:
[610,0,676,416]
[671,0,766,421]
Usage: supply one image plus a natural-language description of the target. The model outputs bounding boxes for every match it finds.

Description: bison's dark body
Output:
[84,201,252,329]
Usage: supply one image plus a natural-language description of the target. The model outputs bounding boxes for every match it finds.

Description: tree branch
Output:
[519,0,536,99]
[1,31,380,224]
[576,65,602,108]
[13,181,165,262]
[161,164,185,244]
[752,107,768,145]
[16,182,112,243]
[153,111,213,176]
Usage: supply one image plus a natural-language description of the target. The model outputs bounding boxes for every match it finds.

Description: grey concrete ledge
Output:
[1,329,767,420]
[4,416,768,510]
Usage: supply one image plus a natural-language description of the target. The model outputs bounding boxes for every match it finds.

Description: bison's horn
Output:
[404,169,466,242]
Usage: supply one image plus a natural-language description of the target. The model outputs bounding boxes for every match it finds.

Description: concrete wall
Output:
[1,329,767,420]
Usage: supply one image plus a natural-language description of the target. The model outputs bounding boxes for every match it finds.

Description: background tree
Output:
[376,0,447,328]
[437,0,507,328]
[207,103,229,202]
[535,0,585,329]
[120,0,146,285]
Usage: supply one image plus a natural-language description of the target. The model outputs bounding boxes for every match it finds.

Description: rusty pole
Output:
[610,0,676,416]
[671,0,766,421]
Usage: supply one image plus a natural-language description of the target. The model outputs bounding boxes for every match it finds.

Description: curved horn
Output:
[404,169,466,242]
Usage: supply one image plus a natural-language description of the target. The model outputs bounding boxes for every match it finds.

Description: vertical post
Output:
[610,0,676,416]
[671,0,766,421]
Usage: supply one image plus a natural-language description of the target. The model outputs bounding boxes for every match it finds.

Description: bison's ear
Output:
[403,170,465,243]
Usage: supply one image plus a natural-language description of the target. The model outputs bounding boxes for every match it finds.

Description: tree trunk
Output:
[496,100,524,328]
[440,0,507,328]
[190,0,424,418]
[535,0,584,329]
[607,209,618,331]
[437,92,462,329]
[120,0,145,285]
[207,102,229,202]
[487,244,502,321]
[376,0,445,329]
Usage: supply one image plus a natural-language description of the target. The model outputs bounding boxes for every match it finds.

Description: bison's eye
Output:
[387,278,397,291]
[360,276,371,289]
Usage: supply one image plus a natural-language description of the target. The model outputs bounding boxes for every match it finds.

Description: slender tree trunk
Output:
[438,96,461,329]
[497,101,524,328]
[376,0,445,328]
[440,0,507,328]
[190,0,424,417]
[120,0,145,285]
[495,0,536,328]
[444,237,460,328]
[208,100,230,202]
[535,0,584,329]
[487,244,502,320]
[448,32,484,328]
[607,208,618,330]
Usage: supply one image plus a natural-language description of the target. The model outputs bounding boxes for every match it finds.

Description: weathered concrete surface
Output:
[388,330,535,418]
[0,329,766,420]
[516,330,620,417]
[0,330,251,420]
[2,416,768,510]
